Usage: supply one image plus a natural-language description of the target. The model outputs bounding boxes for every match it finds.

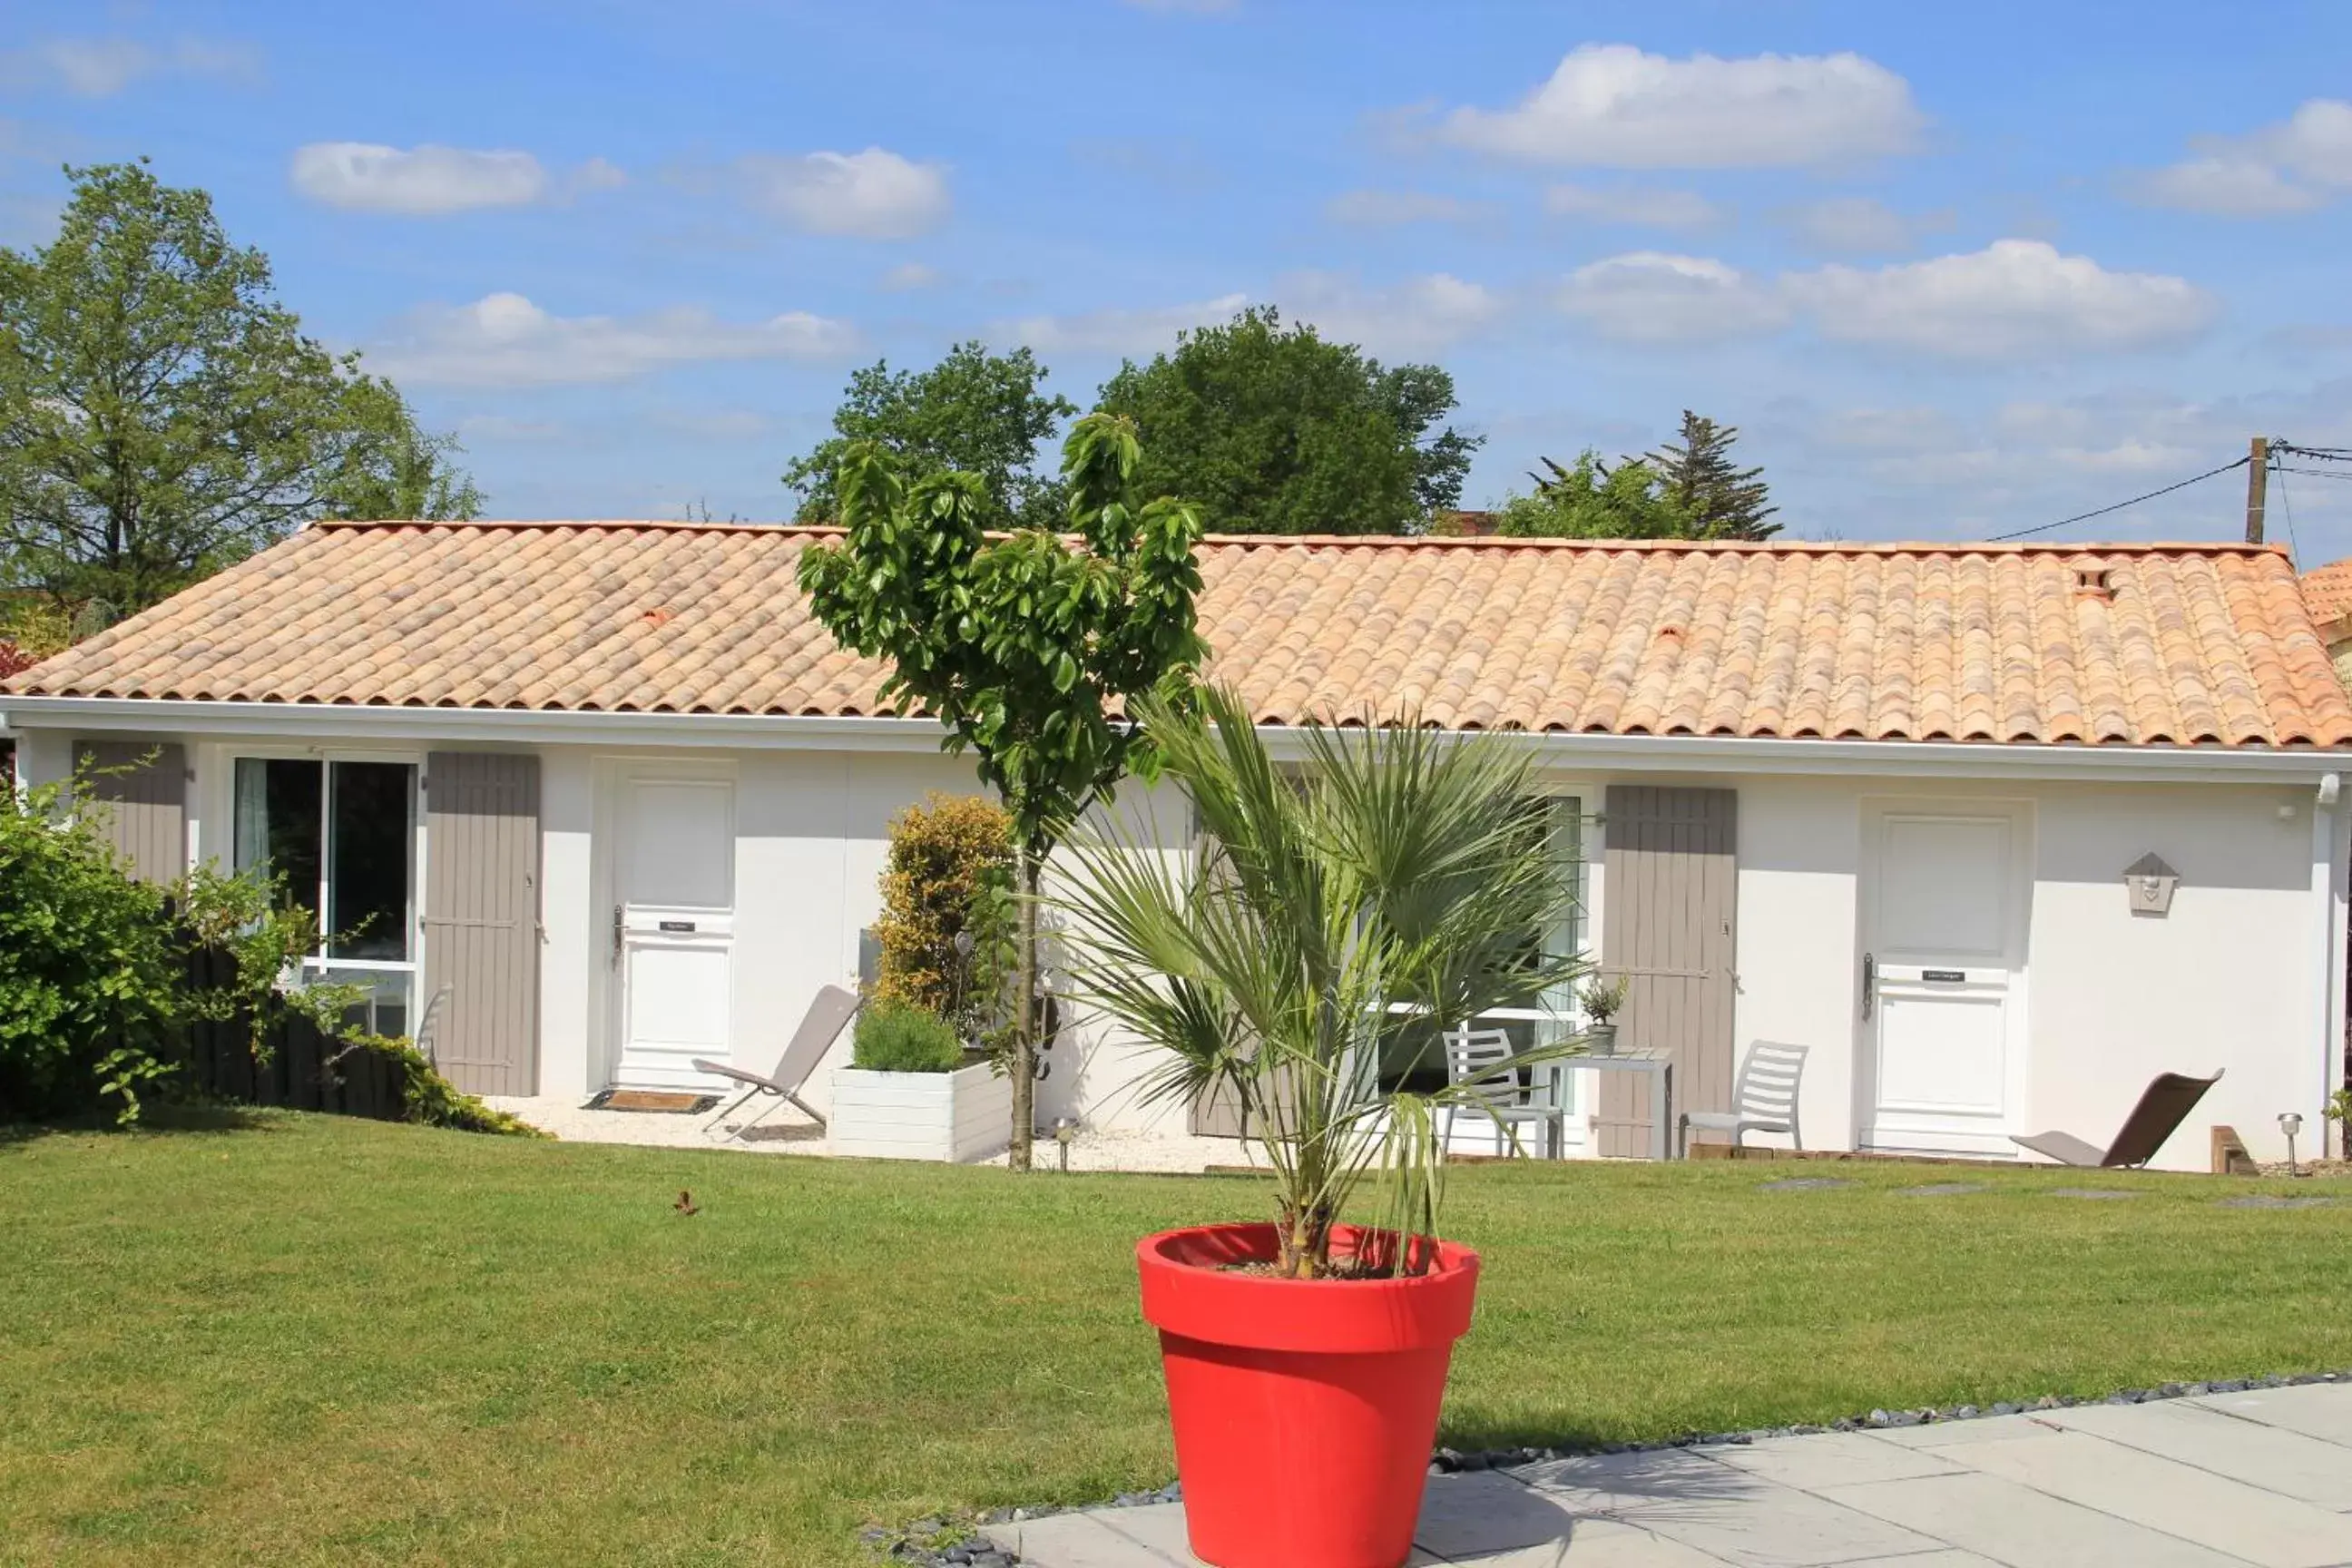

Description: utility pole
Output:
[2246,436,2269,544]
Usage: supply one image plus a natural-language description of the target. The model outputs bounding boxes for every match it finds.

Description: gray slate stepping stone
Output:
[1894,1182,1988,1197]
[1759,1177,1855,1191]
[2217,1193,2338,1209]
[2048,1187,2141,1200]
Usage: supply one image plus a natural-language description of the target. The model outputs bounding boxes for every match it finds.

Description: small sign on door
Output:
[1923,969,1965,984]
[658,919,696,933]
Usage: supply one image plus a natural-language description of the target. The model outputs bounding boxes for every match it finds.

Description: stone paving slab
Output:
[2040,1397,2352,1509]
[995,1382,2352,1567]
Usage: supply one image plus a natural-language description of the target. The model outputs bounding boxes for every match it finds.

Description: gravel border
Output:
[866,1366,2352,1565]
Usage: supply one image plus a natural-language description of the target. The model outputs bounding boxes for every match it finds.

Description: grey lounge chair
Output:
[1443,1025,1567,1159]
[694,984,860,1142]
[2010,1070,2223,1169]
[1680,1040,1808,1157]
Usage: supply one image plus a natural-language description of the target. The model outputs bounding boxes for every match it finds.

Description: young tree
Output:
[0,162,479,622]
[784,342,1078,531]
[1493,451,1695,539]
[1093,306,1482,535]
[1647,411,1778,540]
[797,412,1205,1170]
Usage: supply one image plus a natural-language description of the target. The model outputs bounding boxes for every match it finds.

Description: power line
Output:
[2276,460,2303,562]
[1987,455,2250,543]
[2278,465,2352,482]
[2275,442,2352,462]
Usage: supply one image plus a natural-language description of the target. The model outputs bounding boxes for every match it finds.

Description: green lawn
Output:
[4,1113,2350,1566]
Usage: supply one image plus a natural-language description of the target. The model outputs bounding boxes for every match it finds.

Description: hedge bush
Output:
[851,998,967,1073]
[872,792,1015,1042]
[0,776,185,1120]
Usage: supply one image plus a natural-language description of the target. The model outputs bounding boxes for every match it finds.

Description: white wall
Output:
[2029,780,2326,1168]
[1722,774,2337,1170]
[535,747,598,1098]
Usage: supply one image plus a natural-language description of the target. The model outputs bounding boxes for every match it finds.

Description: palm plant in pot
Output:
[1057,684,1587,1568]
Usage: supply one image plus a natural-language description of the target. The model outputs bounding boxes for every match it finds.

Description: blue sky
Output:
[7,1,2352,558]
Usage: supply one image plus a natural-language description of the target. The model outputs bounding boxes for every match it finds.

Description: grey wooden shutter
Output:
[423,753,541,1095]
[73,740,185,884]
[1598,787,1737,1158]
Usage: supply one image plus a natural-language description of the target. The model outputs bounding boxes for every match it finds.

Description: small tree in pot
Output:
[1057,683,1585,1568]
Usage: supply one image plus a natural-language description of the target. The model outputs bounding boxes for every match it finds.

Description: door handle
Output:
[611,905,623,967]
[1861,951,1877,1021]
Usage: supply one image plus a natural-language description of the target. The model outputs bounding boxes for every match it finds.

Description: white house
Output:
[5,519,2348,1171]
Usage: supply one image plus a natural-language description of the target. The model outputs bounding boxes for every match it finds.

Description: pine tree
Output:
[1646,411,1779,541]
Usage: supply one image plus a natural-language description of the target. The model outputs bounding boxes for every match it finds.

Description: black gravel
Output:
[870,1367,2351,1564]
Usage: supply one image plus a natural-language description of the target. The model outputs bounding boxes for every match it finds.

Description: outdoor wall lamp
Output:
[2123,853,2178,917]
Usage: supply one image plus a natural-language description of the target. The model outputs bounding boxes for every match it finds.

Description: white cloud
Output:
[1785,240,2216,360]
[291,143,550,215]
[876,261,941,291]
[1543,183,1721,229]
[1280,271,1505,356]
[1775,195,1940,255]
[734,148,949,239]
[2135,99,2352,216]
[571,157,627,195]
[1435,44,1923,168]
[1557,252,1788,344]
[996,292,1249,356]
[368,292,858,387]
[1324,189,1493,226]
[15,35,260,96]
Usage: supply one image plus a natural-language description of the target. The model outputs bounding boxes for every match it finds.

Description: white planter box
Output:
[829,1061,1014,1162]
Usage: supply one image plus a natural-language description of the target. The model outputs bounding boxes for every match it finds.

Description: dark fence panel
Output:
[176,944,410,1122]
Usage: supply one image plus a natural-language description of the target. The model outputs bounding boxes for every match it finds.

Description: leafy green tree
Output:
[1093,306,1482,535]
[0,161,478,623]
[784,342,1077,531]
[320,380,485,524]
[798,412,1205,1170]
[1494,450,1695,539]
[1647,411,1778,541]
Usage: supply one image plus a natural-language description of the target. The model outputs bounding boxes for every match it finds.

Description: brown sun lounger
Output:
[2010,1070,2223,1169]
[694,984,860,1141]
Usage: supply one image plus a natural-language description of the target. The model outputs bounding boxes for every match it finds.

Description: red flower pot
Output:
[1135,1222,1481,1568]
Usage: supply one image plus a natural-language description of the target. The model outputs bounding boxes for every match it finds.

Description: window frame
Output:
[217,744,429,1037]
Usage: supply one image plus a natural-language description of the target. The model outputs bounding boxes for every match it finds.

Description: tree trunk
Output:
[1008,843,1040,1172]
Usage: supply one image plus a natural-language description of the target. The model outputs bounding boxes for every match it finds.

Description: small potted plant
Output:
[1579,975,1628,1055]
[1060,684,1585,1568]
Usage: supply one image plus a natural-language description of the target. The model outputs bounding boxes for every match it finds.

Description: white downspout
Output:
[2315,775,2348,1158]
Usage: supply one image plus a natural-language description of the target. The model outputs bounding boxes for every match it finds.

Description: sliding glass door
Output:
[232,757,420,1036]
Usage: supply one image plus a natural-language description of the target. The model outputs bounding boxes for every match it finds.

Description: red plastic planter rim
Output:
[1136,1222,1480,1355]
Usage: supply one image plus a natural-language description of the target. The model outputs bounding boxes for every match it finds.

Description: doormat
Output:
[584,1089,720,1114]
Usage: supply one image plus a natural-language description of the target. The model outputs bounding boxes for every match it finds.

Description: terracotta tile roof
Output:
[2302,556,2352,632]
[8,520,2351,749]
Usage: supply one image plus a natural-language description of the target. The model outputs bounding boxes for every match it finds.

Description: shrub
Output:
[0,775,185,1120]
[852,998,967,1073]
[872,793,1015,1041]
[338,1034,549,1136]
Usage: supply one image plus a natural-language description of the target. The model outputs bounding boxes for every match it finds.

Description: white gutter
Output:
[4,694,2349,783]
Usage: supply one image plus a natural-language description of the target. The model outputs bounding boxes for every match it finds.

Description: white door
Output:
[1860,806,2030,1157]
[612,776,735,1090]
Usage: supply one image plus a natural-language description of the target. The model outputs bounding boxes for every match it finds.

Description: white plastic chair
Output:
[1442,1025,1566,1159]
[1679,1041,1808,1157]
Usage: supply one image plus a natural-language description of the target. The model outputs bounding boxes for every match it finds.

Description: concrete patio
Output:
[987,1382,2352,1567]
